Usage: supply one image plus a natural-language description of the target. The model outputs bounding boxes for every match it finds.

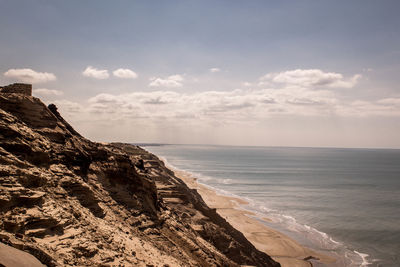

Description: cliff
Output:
[0,89,279,266]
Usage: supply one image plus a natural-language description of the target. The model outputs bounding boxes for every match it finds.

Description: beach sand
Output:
[175,170,337,267]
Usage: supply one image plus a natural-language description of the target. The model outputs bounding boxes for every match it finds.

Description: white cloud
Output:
[336,98,400,117]
[44,66,399,147]
[88,93,123,104]
[376,98,400,106]
[113,68,138,79]
[49,78,400,147]
[77,88,400,139]
[33,88,64,96]
[82,66,109,79]
[4,68,56,84]
[52,100,83,118]
[260,69,361,88]
[83,86,339,124]
[210,68,221,73]
[149,74,184,88]
[242,82,252,87]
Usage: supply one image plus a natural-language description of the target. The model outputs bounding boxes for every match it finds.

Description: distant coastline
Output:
[131,143,167,147]
[136,142,400,151]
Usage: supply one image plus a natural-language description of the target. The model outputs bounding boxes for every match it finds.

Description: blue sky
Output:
[1,0,400,148]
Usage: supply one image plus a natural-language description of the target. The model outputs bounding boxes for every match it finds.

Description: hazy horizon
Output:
[136,142,400,150]
[1,1,400,148]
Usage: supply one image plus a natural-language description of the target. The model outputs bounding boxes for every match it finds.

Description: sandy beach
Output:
[175,170,337,267]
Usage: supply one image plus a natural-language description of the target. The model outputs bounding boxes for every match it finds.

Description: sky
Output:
[1,0,400,148]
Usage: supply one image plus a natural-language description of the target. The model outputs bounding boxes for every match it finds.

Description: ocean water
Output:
[143,145,400,266]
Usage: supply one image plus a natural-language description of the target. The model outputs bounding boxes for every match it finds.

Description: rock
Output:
[0,242,45,267]
[17,191,45,203]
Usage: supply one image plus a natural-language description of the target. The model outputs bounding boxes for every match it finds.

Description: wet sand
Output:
[175,170,337,267]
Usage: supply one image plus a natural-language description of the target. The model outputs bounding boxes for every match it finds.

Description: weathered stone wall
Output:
[0,83,32,96]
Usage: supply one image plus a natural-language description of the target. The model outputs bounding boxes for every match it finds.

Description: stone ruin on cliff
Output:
[0,83,32,96]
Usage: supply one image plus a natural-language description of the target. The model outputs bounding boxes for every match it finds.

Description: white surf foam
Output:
[354,250,371,266]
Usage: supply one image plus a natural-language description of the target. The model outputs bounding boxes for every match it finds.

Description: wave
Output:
[158,157,237,185]
[243,198,375,266]
[353,251,372,266]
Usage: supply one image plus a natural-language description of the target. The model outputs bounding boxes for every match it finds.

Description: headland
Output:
[0,84,279,266]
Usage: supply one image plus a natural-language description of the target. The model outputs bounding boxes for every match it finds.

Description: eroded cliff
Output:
[0,91,279,266]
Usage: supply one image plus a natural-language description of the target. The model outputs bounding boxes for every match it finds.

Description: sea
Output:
[143,144,400,267]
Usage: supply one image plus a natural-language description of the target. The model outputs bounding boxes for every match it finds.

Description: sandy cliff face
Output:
[0,92,279,266]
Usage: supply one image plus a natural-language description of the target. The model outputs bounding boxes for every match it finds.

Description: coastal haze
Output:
[1,1,400,148]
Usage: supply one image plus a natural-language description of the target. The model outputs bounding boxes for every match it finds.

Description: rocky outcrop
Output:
[0,91,279,266]
[0,83,32,96]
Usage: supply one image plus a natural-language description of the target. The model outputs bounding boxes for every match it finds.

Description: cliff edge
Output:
[0,87,279,266]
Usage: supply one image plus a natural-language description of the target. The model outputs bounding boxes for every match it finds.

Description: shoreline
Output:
[173,169,337,267]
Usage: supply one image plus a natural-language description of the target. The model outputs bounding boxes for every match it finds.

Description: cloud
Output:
[242,82,252,87]
[149,74,184,88]
[286,98,325,106]
[88,93,122,104]
[33,88,64,96]
[82,88,400,128]
[84,85,341,124]
[49,82,400,148]
[82,66,109,79]
[377,98,400,106]
[210,68,221,73]
[113,68,138,79]
[47,66,399,147]
[260,69,361,88]
[335,98,400,117]
[51,67,399,141]
[52,100,83,117]
[4,68,56,84]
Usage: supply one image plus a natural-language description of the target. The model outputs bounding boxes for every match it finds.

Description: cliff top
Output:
[0,83,32,96]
